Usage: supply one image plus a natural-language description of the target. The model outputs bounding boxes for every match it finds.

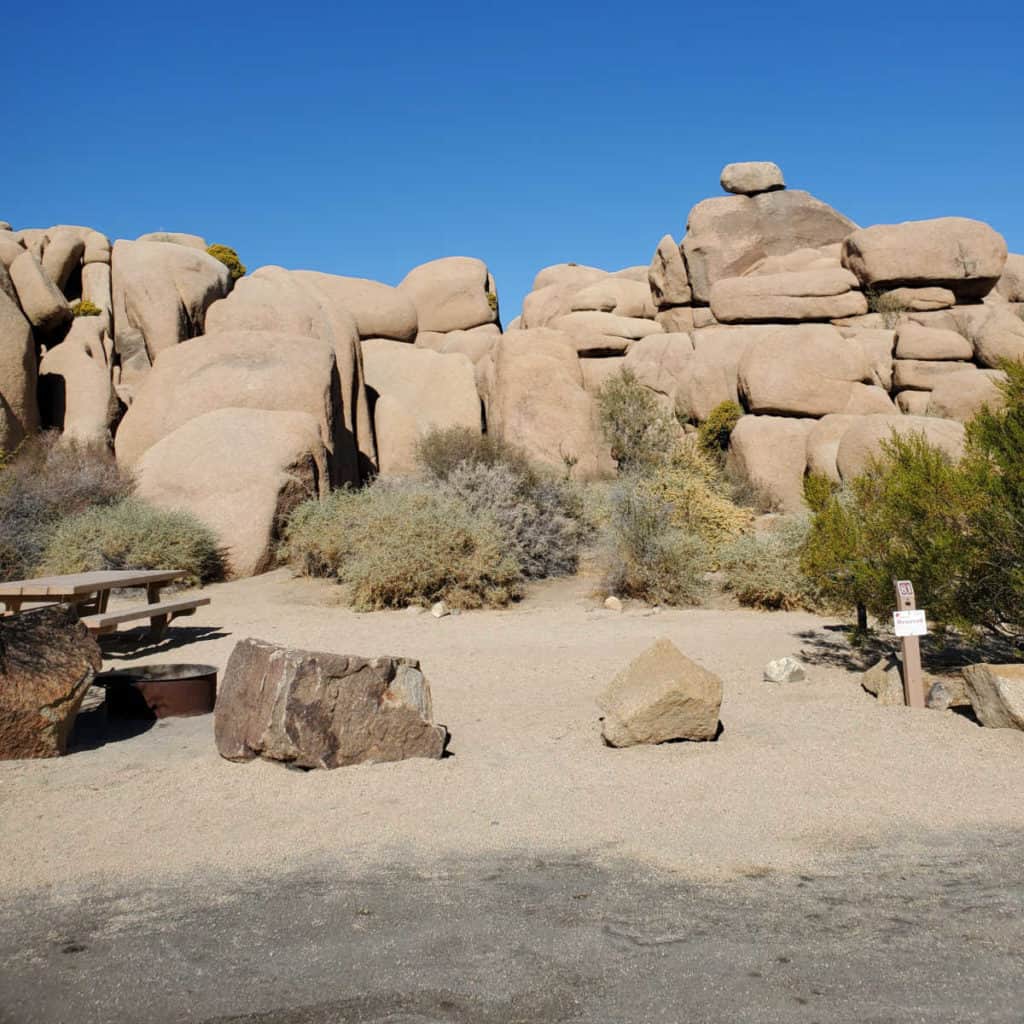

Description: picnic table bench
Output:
[0,570,210,640]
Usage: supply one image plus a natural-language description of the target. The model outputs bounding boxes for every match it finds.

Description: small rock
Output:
[598,638,722,746]
[763,657,805,683]
[604,596,623,612]
[405,605,426,616]
[430,601,449,619]
[926,677,972,711]
[861,657,905,706]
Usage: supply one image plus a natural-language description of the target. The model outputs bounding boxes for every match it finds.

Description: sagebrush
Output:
[0,434,133,581]
[720,517,821,611]
[284,482,522,610]
[40,499,223,585]
[599,476,708,605]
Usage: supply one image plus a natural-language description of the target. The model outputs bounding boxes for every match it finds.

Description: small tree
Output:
[596,369,677,472]
[697,400,743,457]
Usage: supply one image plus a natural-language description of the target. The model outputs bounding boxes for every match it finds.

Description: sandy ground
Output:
[2,569,1023,896]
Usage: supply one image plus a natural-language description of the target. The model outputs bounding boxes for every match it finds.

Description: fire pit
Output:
[99,664,218,720]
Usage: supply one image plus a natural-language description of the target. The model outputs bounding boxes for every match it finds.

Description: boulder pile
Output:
[2,160,1021,572]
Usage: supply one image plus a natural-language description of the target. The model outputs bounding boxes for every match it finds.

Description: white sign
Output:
[893,609,928,637]
[896,580,915,600]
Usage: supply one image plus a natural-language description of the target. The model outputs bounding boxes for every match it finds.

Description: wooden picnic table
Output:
[0,570,209,639]
[0,569,186,616]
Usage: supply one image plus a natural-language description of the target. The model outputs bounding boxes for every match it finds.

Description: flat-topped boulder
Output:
[710,267,866,323]
[215,638,448,768]
[841,217,1007,302]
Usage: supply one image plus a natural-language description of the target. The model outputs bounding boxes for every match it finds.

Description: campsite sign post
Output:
[893,579,927,708]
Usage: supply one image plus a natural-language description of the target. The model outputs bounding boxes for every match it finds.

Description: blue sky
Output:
[7,1,1023,319]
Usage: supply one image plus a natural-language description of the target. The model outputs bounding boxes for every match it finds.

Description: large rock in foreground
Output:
[598,638,722,747]
[961,664,1024,730]
[841,217,1007,302]
[0,605,102,760]
[215,639,448,768]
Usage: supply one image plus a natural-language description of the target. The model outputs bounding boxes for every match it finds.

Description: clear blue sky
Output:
[7,1,1023,319]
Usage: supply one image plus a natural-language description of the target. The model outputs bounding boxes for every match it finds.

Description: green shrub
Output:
[596,368,678,471]
[0,434,132,581]
[697,400,743,456]
[283,483,521,610]
[74,299,102,317]
[442,461,583,579]
[39,499,223,585]
[599,477,708,605]
[416,427,536,484]
[720,517,821,611]
[641,441,752,551]
[486,291,498,312]
[206,244,246,280]
[799,428,987,634]
[802,471,836,513]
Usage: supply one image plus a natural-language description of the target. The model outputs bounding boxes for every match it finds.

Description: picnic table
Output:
[0,570,210,639]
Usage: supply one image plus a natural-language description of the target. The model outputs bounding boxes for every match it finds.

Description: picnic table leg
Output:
[146,583,163,604]
[148,612,170,641]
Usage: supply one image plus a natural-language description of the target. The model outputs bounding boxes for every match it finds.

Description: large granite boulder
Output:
[648,234,691,307]
[292,271,417,341]
[37,318,116,445]
[737,324,891,417]
[0,605,102,760]
[676,326,762,422]
[0,276,38,451]
[926,369,1006,421]
[841,217,1007,302]
[214,638,448,768]
[204,266,376,476]
[805,414,862,483]
[8,250,71,331]
[710,267,867,323]
[996,253,1024,302]
[961,664,1024,730]
[114,330,354,482]
[111,239,231,374]
[482,328,613,478]
[362,340,481,475]
[682,190,857,305]
[835,415,966,482]
[570,278,656,319]
[399,256,498,333]
[894,322,974,361]
[136,408,328,578]
[598,638,722,746]
[727,415,813,513]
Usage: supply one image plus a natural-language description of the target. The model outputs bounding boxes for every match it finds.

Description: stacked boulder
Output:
[1,223,118,450]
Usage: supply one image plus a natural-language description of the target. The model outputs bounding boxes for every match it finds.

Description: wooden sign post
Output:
[893,580,926,708]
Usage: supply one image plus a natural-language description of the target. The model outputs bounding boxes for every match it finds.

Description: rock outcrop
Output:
[214,638,448,768]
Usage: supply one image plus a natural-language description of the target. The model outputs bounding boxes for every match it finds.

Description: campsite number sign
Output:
[892,580,927,708]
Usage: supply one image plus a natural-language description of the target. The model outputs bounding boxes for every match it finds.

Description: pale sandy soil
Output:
[2,569,1022,895]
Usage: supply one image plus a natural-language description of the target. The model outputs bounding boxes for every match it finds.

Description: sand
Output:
[2,569,1022,895]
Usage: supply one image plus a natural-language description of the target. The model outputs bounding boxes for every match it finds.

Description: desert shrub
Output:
[206,244,246,280]
[283,483,521,610]
[596,369,678,471]
[697,400,743,456]
[416,426,536,484]
[866,289,908,329]
[640,441,752,551]
[799,425,996,635]
[74,299,102,317]
[486,291,498,312]
[442,461,583,579]
[720,517,821,611]
[599,477,708,605]
[39,499,223,585]
[0,434,133,581]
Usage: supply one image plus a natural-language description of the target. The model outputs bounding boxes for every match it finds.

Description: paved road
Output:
[2,832,1022,1024]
